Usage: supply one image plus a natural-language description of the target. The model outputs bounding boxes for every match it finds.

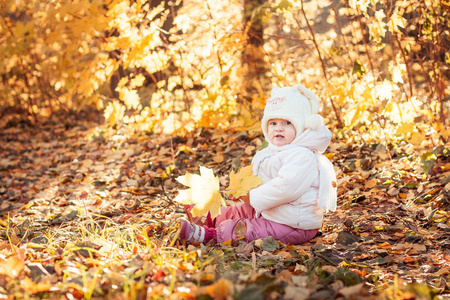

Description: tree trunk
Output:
[242,0,270,110]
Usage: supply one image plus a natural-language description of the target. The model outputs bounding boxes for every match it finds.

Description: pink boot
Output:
[179,219,216,244]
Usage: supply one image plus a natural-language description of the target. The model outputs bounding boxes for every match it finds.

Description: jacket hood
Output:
[266,122,332,154]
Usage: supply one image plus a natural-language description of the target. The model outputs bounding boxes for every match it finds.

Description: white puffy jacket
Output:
[249,123,337,230]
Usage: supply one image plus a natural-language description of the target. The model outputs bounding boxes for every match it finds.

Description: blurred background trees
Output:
[0,0,448,144]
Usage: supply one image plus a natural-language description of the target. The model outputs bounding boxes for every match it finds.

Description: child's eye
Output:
[285,121,292,125]
[269,121,276,126]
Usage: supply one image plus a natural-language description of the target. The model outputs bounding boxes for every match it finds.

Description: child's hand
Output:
[228,195,239,201]
[240,193,250,205]
[228,193,250,205]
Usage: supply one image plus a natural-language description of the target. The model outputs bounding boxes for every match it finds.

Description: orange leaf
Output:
[350,268,367,277]
[20,277,51,294]
[403,256,416,264]
[0,256,25,279]
[378,242,391,249]
[203,278,231,300]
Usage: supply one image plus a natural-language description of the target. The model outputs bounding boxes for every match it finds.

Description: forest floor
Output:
[0,112,449,299]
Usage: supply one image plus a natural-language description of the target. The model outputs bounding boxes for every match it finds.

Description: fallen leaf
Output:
[294,264,308,274]
[432,268,449,276]
[10,230,21,245]
[0,256,25,279]
[260,236,279,252]
[235,243,254,257]
[338,282,365,298]
[234,221,247,239]
[203,277,231,299]
[213,154,225,163]
[365,179,378,188]
[20,276,51,294]
[378,242,391,249]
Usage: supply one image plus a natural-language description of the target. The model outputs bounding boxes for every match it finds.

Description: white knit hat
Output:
[261,85,323,140]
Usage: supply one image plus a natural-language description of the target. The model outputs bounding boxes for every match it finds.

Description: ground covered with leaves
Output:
[0,115,450,299]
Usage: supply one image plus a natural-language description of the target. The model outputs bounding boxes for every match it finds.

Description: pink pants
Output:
[213,204,318,244]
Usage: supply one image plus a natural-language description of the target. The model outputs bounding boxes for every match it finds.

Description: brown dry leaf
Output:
[20,276,52,294]
[234,221,247,239]
[213,154,225,163]
[235,243,254,257]
[0,256,25,279]
[322,265,338,273]
[365,179,378,189]
[322,232,338,244]
[0,240,16,253]
[10,230,20,245]
[445,181,450,192]
[432,268,449,276]
[338,283,365,298]
[294,264,307,274]
[412,243,426,252]
[276,269,292,282]
[284,285,310,300]
[203,277,231,300]
[245,145,255,155]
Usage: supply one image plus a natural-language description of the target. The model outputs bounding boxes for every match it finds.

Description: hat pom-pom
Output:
[304,114,323,130]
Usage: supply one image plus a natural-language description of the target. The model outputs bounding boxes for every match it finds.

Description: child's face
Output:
[267,118,296,146]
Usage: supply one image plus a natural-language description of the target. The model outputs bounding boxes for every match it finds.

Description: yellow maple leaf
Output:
[409,131,425,146]
[388,12,406,34]
[103,100,125,127]
[226,165,263,197]
[174,166,225,219]
[396,122,414,136]
[367,10,387,43]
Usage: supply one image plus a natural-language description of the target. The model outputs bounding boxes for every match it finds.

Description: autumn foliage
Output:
[1,0,449,142]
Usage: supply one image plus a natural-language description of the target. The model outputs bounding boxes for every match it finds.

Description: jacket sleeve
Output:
[249,147,319,213]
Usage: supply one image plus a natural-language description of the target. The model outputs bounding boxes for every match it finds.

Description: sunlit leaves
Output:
[173,13,192,34]
[389,61,406,84]
[174,166,226,219]
[104,100,126,127]
[0,0,448,143]
[374,80,394,101]
[115,75,145,110]
[20,277,51,294]
[368,10,387,42]
[0,256,25,279]
[348,0,370,13]
[396,122,425,146]
[142,51,170,74]
[396,122,415,136]
[388,11,406,34]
